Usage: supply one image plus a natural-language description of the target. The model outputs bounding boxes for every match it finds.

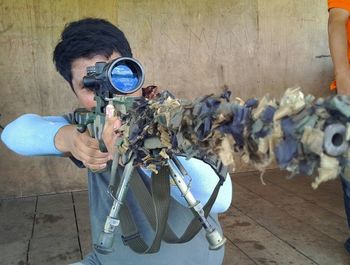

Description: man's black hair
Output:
[53,18,133,88]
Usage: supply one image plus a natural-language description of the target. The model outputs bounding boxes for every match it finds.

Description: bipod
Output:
[167,156,227,250]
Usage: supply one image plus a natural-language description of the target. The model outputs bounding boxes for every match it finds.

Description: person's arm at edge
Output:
[1,114,69,156]
[328,7,350,94]
[1,114,109,170]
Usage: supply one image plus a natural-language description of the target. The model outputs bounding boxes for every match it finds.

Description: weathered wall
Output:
[0,0,334,198]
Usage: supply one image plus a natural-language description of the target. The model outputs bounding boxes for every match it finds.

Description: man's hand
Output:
[55,125,110,170]
[102,103,121,160]
[102,116,121,160]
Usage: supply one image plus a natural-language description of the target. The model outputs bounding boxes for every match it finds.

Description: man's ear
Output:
[70,82,77,95]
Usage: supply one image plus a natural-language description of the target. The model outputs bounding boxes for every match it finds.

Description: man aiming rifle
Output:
[4,16,350,265]
[1,18,232,265]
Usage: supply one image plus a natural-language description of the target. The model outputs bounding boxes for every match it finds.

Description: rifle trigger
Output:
[77,124,87,133]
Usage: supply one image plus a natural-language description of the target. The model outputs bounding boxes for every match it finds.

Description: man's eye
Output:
[82,87,94,92]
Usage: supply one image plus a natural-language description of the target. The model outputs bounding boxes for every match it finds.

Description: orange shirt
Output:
[328,0,350,90]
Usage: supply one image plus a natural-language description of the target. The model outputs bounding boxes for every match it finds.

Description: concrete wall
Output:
[0,0,334,198]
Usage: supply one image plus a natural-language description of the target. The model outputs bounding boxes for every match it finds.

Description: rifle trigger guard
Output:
[77,124,87,133]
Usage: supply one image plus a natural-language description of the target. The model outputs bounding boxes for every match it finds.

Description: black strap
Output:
[147,166,171,252]
[166,179,222,243]
[119,166,172,253]
[118,162,226,252]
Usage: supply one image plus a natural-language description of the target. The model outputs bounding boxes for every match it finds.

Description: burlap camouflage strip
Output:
[111,87,350,189]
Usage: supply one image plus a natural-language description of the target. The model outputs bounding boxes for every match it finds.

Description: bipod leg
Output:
[167,157,227,250]
[94,154,136,254]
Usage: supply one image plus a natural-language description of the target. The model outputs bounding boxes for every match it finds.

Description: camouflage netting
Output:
[113,87,350,189]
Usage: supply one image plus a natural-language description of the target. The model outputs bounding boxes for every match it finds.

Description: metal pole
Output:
[94,154,135,254]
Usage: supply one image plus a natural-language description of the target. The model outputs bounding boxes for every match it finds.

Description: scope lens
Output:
[110,64,139,93]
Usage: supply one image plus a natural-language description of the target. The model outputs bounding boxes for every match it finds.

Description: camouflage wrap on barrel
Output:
[107,88,350,189]
[74,87,350,188]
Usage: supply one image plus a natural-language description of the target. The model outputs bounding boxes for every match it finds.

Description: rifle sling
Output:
[118,165,223,253]
[119,166,170,253]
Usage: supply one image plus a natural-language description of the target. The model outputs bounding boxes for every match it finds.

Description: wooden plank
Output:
[31,193,77,238]
[0,241,28,265]
[221,237,256,265]
[73,191,92,257]
[220,214,257,265]
[261,169,346,218]
[29,235,81,265]
[0,197,36,265]
[232,182,350,265]
[28,193,81,264]
[0,197,36,243]
[220,206,316,265]
[233,171,349,243]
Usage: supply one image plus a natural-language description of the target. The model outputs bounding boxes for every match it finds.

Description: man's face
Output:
[71,52,142,110]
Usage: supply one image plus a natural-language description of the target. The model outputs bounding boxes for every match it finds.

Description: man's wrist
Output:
[54,124,75,154]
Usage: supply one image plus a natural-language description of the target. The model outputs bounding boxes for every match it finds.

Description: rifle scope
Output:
[83,57,145,95]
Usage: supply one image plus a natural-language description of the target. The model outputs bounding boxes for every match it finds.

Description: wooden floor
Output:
[1,169,350,265]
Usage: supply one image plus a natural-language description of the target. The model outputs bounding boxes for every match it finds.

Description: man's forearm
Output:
[329,9,350,76]
[1,114,69,156]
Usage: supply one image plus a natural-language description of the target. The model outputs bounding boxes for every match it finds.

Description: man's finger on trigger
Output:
[80,133,100,148]
[85,139,100,150]
[85,155,109,165]
[84,162,107,171]
[84,148,109,159]
[113,118,122,131]
[106,103,115,119]
[86,147,110,159]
